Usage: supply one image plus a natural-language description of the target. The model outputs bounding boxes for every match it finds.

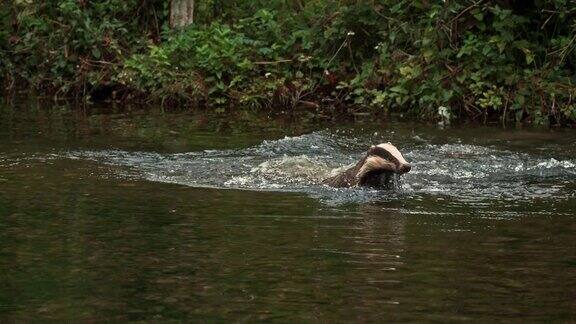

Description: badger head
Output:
[356,143,411,188]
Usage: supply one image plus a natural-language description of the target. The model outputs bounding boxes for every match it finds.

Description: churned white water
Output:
[60,131,576,204]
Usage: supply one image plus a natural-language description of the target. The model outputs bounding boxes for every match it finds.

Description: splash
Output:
[58,131,576,204]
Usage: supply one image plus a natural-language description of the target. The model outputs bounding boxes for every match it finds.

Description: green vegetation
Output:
[2,1,576,126]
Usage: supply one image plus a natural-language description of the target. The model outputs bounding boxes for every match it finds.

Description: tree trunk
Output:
[170,0,194,28]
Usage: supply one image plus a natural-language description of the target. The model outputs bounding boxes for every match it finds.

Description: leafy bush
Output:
[1,1,165,97]
[1,0,576,125]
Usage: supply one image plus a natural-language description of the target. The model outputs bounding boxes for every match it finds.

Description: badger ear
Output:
[368,145,377,153]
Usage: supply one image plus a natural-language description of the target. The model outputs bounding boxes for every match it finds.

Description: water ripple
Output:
[5,131,574,204]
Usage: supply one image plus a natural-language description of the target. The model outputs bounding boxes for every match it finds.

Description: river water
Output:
[1,102,575,321]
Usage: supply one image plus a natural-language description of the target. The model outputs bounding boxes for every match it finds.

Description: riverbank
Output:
[2,2,575,126]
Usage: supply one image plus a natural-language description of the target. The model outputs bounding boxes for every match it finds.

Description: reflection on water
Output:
[0,102,575,321]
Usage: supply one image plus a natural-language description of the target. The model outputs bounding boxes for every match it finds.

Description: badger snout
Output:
[398,163,411,174]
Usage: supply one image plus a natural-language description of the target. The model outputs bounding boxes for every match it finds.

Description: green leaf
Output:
[92,48,101,59]
[522,48,534,65]
[515,94,525,106]
[423,48,434,61]
[389,85,408,94]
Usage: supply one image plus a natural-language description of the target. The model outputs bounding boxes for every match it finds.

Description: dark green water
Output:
[1,102,575,322]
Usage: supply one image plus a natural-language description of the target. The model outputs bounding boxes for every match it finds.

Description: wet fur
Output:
[323,143,410,189]
[322,159,394,188]
[322,156,366,188]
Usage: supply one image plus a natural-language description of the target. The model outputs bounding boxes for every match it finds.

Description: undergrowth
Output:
[2,1,576,126]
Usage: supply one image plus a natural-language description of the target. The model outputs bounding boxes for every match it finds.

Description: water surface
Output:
[1,102,575,321]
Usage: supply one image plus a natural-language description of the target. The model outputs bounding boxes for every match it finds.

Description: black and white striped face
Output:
[357,143,411,186]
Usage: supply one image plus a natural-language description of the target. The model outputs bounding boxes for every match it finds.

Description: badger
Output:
[323,143,411,188]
